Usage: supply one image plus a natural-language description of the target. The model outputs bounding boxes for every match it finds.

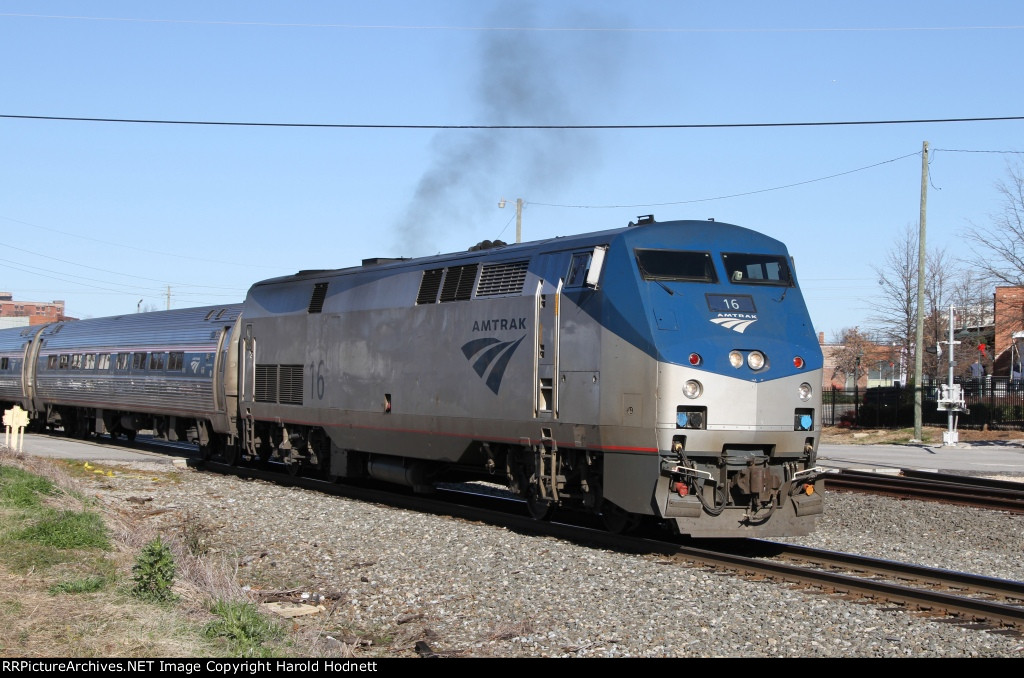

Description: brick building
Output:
[993,286,1024,377]
[0,292,69,325]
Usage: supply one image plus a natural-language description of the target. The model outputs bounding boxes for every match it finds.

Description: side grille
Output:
[416,268,444,305]
[278,364,304,405]
[254,364,304,405]
[439,264,478,302]
[476,260,529,297]
[254,365,278,403]
[308,282,329,313]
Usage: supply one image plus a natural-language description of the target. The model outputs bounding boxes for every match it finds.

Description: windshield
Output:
[721,253,793,286]
[635,249,717,283]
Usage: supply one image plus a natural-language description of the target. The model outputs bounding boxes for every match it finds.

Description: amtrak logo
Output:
[710,315,758,333]
[461,335,526,394]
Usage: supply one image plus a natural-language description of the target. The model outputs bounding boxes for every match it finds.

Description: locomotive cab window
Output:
[566,246,607,289]
[635,249,717,283]
[721,253,793,286]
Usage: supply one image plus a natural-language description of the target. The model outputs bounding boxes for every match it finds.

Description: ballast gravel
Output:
[79,459,1024,658]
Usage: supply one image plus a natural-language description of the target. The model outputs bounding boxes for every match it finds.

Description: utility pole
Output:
[515,198,522,244]
[498,197,524,243]
[913,141,928,441]
[166,285,171,310]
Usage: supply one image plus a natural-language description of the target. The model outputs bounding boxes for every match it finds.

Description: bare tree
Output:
[869,224,966,385]
[965,159,1024,286]
[921,247,956,380]
[948,269,996,378]
[830,327,873,387]
[869,223,917,356]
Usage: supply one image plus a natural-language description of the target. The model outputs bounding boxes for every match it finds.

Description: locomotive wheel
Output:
[525,488,553,520]
[221,440,239,466]
[600,500,641,534]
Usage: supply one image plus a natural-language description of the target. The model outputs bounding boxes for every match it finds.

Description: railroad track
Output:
[192,456,1024,637]
[699,539,1024,636]
[823,468,1024,513]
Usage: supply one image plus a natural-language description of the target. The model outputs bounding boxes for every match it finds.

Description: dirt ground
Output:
[820,425,1024,446]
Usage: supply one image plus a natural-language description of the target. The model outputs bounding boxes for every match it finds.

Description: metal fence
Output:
[822,376,1024,430]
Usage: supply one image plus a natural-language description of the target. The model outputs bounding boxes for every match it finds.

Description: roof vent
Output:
[630,215,655,226]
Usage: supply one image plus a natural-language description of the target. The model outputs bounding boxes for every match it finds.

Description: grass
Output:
[203,600,284,657]
[0,454,304,657]
[12,509,111,550]
[49,575,111,595]
[0,457,212,655]
[0,464,56,508]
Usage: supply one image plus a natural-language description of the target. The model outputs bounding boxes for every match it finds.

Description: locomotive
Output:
[0,216,824,537]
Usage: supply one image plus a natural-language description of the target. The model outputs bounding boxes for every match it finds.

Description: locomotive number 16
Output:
[309,360,325,400]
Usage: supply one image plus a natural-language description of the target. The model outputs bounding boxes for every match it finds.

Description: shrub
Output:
[130,537,177,603]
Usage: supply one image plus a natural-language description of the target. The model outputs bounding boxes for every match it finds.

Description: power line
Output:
[3,113,1024,130]
[0,214,285,271]
[3,14,1024,33]
[532,151,922,209]
[933,148,1024,154]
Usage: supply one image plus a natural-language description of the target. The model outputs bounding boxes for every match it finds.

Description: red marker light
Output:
[793,356,805,369]
[689,353,702,366]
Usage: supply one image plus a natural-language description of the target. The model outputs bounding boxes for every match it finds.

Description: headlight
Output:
[728,350,743,368]
[683,380,703,399]
[747,350,766,370]
[799,382,812,401]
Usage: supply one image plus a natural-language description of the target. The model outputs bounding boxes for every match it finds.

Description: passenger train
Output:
[0,216,824,537]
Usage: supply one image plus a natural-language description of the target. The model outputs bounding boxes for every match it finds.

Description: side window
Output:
[47,355,57,369]
[58,355,69,369]
[149,352,166,371]
[132,352,148,370]
[116,353,131,370]
[566,252,593,287]
[84,354,96,370]
[168,352,184,372]
[71,354,82,369]
[98,354,111,370]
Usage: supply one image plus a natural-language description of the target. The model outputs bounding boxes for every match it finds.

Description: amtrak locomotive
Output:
[0,216,824,537]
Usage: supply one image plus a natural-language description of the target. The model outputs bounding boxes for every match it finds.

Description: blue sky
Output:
[2,1,1022,341]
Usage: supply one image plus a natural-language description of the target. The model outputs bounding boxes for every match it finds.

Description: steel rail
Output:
[661,541,1024,633]
[822,469,1024,513]
[745,540,1024,602]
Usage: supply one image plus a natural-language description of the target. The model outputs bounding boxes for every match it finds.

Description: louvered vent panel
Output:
[254,365,277,403]
[416,268,444,305]
[439,264,478,302]
[278,364,304,405]
[476,260,529,297]
[308,282,329,313]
